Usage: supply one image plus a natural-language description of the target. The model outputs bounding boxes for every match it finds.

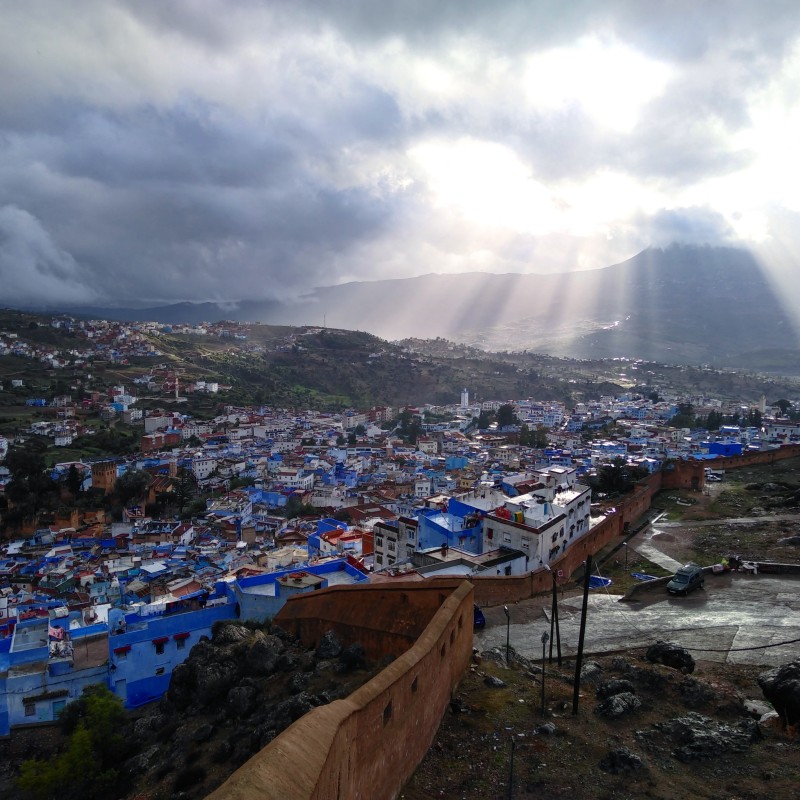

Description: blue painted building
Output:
[107,586,236,708]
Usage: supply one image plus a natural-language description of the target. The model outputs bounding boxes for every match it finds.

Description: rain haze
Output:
[2,0,800,325]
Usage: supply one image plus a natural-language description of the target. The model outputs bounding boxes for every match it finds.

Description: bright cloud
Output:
[1,1,800,306]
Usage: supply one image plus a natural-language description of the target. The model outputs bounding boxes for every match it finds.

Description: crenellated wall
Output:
[206,580,474,800]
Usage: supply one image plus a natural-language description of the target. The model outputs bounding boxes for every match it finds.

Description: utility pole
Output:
[505,737,516,800]
[503,605,511,666]
[540,630,549,715]
[549,568,562,666]
[572,554,592,715]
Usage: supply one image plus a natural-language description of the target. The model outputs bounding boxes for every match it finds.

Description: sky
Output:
[2,0,800,310]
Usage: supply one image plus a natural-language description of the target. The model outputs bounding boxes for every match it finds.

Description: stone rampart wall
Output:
[206,580,474,800]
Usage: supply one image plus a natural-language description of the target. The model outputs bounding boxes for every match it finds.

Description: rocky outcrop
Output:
[595,692,641,719]
[126,621,376,798]
[758,658,800,727]
[596,678,636,700]
[646,641,695,674]
[599,747,645,774]
[637,712,761,761]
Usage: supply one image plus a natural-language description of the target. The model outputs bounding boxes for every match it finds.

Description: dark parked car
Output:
[473,604,486,629]
[666,564,705,595]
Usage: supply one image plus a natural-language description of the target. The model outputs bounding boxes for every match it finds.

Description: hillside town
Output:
[1,315,799,739]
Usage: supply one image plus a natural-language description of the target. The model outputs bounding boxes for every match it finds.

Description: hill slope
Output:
[59,245,800,369]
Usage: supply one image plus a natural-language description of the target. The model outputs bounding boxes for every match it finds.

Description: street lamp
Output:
[540,630,549,715]
[503,605,511,666]
[623,542,628,570]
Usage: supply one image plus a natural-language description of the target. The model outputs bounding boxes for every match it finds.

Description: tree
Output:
[284,495,315,519]
[747,408,763,428]
[18,685,128,800]
[519,423,548,448]
[65,464,83,498]
[496,404,518,428]
[704,410,723,431]
[114,469,150,506]
[669,401,695,429]
[3,444,58,525]
[775,399,792,416]
[173,467,196,517]
[591,457,649,497]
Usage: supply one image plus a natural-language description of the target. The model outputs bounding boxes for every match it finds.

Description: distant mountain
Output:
[61,244,800,367]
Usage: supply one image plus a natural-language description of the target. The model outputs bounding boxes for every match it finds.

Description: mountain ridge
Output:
[21,244,800,368]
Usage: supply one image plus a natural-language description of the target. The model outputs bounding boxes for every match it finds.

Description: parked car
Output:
[666,564,705,595]
[473,604,486,630]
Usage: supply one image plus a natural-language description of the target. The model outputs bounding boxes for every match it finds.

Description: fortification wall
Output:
[707,443,800,470]
[274,578,467,661]
[206,581,474,800]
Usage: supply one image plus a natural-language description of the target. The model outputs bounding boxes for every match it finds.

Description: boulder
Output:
[580,661,603,685]
[534,722,557,735]
[192,723,214,743]
[288,671,310,694]
[646,641,695,674]
[595,692,641,719]
[212,623,252,646]
[316,630,342,660]
[339,642,366,671]
[679,677,717,708]
[649,712,761,761]
[484,675,506,688]
[193,658,242,704]
[757,658,800,727]
[596,679,636,700]
[227,684,258,717]
[598,747,645,774]
[245,632,285,676]
[276,652,299,672]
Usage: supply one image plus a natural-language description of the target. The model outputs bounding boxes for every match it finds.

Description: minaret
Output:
[460,388,469,408]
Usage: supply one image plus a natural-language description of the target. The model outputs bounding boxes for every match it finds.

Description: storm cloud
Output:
[2,0,800,308]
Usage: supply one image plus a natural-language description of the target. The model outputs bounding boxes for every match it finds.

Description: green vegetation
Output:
[17,685,129,800]
[588,458,650,498]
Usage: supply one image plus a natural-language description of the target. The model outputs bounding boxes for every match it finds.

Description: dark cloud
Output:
[0,206,100,306]
[0,1,798,307]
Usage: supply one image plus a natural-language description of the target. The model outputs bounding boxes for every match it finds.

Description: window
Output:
[388,541,396,552]
[155,666,165,675]
[24,703,35,717]
[503,533,512,544]
[177,638,186,650]
[375,536,384,548]
[152,636,168,655]
[521,536,529,549]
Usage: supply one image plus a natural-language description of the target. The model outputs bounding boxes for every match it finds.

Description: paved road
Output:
[474,572,800,667]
